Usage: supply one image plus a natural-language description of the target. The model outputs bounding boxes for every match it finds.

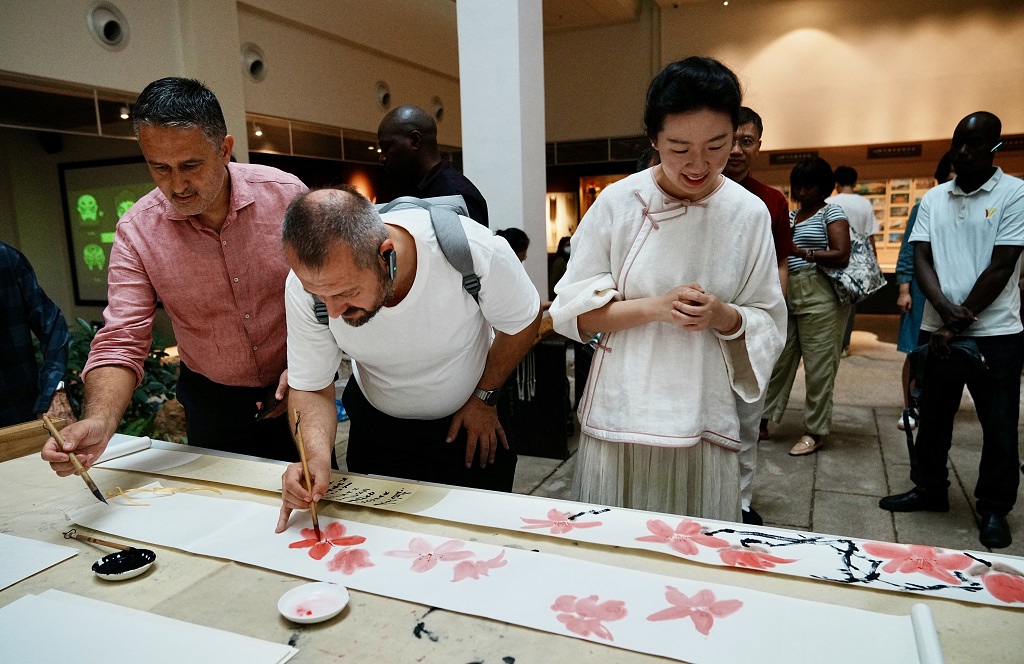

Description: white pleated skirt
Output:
[571,433,741,522]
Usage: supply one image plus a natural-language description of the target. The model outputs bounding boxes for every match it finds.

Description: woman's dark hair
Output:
[934,152,954,183]
[644,57,742,140]
[790,157,835,198]
[495,228,530,255]
[555,236,571,256]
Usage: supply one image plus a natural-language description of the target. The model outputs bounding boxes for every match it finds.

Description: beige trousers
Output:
[762,268,850,435]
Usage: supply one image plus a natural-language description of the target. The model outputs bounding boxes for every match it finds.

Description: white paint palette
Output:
[277,582,350,624]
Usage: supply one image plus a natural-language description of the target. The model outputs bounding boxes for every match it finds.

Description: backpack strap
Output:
[312,295,329,325]
[376,196,480,302]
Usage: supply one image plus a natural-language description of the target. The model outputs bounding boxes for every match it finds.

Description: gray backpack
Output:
[312,195,480,324]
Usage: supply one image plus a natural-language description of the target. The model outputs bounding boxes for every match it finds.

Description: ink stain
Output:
[288,632,300,647]
[414,606,442,642]
[503,657,516,664]
[413,621,440,642]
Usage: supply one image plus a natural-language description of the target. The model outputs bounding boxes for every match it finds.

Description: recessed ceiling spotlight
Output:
[119,105,129,120]
[254,124,263,137]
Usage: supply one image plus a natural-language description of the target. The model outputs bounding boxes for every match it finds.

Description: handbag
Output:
[819,225,887,304]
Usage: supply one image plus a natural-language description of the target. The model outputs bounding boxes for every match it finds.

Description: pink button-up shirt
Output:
[84,163,307,389]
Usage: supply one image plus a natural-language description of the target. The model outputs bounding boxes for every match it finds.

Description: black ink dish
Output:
[92,548,156,581]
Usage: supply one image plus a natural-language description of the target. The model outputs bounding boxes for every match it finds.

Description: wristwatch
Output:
[54,381,66,392]
[472,387,501,406]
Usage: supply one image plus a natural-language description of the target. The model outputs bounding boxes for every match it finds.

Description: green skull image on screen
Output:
[83,244,106,271]
[115,190,137,218]
[77,194,100,225]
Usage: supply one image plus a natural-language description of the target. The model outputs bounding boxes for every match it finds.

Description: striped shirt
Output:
[787,204,847,271]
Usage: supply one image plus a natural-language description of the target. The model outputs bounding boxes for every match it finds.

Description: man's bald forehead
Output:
[956,111,1002,139]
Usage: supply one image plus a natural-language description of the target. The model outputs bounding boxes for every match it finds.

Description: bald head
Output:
[282,187,387,271]
[379,106,437,143]
[377,105,440,183]
[950,111,1002,186]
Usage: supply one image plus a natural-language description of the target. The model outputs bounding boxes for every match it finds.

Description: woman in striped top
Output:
[761,158,851,456]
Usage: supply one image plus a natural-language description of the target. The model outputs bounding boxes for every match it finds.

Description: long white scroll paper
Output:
[97,441,1024,609]
[70,484,941,664]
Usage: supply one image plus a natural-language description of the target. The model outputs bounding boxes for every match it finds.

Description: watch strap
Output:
[472,387,501,406]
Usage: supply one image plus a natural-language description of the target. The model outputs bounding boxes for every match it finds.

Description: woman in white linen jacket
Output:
[549,57,787,522]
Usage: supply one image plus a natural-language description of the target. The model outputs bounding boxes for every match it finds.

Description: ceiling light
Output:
[254,124,263,137]
[723,1,729,4]
[119,105,129,120]
[368,145,375,150]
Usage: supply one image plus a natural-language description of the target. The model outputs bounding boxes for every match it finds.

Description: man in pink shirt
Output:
[42,77,306,473]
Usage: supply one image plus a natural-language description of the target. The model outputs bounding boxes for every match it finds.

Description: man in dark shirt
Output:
[723,106,793,527]
[377,105,489,227]
[0,241,74,427]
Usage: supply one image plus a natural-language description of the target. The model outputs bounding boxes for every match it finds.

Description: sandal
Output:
[789,434,823,456]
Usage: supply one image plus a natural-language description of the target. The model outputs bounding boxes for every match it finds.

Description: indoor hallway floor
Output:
[337,314,1024,557]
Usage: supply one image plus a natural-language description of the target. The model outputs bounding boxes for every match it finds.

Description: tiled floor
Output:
[337,315,1024,556]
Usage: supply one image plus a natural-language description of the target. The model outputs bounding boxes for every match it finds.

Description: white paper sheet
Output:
[0,590,298,664]
[69,484,938,664]
[0,532,78,590]
[95,433,152,464]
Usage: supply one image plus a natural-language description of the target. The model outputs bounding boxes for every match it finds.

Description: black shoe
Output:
[741,508,763,526]
[878,488,949,513]
[979,514,1012,549]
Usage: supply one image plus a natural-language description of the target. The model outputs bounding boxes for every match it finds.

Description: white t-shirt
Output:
[908,168,1024,336]
[826,192,878,237]
[286,208,540,419]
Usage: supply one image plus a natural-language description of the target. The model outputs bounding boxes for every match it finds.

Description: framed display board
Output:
[58,157,153,305]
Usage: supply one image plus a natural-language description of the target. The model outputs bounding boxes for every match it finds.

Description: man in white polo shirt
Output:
[274,187,541,532]
[879,112,1024,549]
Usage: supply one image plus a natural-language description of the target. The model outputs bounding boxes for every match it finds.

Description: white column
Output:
[178,0,249,160]
[457,0,547,292]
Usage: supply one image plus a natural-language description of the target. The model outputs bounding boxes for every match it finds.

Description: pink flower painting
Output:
[326,548,375,575]
[385,537,474,573]
[288,521,367,561]
[453,551,507,582]
[975,563,1024,604]
[647,586,743,636]
[636,519,730,556]
[862,542,971,585]
[521,508,603,535]
[719,546,796,570]
[551,594,627,642]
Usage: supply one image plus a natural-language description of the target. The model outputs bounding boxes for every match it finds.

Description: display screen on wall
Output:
[58,157,154,305]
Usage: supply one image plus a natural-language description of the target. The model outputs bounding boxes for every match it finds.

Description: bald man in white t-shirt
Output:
[275,187,541,533]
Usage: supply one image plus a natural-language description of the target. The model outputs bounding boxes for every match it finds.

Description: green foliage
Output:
[66,318,178,436]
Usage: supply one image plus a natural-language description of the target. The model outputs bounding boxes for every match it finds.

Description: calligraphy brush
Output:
[293,410,322,542]
[42,415,108,504]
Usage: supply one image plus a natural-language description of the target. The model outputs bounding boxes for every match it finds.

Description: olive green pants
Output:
[763,268,850,436]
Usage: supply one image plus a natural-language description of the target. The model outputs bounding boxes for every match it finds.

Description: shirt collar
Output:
[416,160,449,191]
[950,167,1003,197]
[163,162,253,221]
